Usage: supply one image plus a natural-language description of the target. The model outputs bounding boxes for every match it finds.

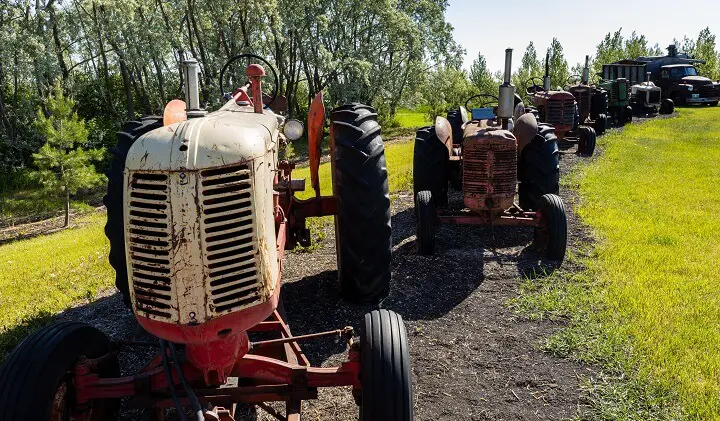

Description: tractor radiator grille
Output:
[127,173,174,319]
[649,90,661,103]
[546,99,575,126]
[462,146,517,196]
[199,164,262,315]
[573,90,591,116]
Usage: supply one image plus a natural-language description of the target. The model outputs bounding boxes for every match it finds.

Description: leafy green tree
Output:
[547,38,569,90]
[469,52,497,96]
[625,31,650,60]
[695,27,719,79]
[33,83,106,227]
[594,28,625,76]
[513,42,543,100]
[421,65,473,120]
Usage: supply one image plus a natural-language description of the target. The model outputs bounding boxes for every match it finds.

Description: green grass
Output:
[393,108,431,128]
[0,213,112,362]
[511,108,720,419]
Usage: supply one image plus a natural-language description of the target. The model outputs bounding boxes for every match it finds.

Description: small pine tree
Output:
[469,52,497,96]
[33,82,106,227]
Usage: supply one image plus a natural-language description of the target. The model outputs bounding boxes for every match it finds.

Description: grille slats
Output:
[463,145,516,197]
[546,99,576,126]
[200,164,262,315]
[128,173,173,319]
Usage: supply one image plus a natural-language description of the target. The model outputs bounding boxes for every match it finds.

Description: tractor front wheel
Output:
[624,106,634,125]
[660,98,675,114]
[593,114,607,136]
[359,309,414,421]
[331,104,392,303]
[533,194,567,262]
[104,116,164,306]
[416,190,436,255]
[0,321,119,421]
[577,126,597,156]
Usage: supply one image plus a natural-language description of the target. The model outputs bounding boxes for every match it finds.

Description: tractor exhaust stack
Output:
[182,58,206,118]
[582,55,590,84]
[543,52,551,91]
[498,48,515,129]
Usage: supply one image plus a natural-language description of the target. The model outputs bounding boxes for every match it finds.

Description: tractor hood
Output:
[126,103,279,172]
[682,75,714,86]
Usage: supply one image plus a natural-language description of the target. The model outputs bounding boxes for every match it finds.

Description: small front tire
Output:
[659,98,675,114]
[533,194,567,262]
[578,126,597,156]
[624,105,633,125]
[416,191,436,255]
[359,309,414,421]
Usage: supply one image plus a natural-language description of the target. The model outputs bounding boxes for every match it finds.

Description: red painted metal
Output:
[437,210,540,227]
[246,64,265,113]
[308,92,326,198]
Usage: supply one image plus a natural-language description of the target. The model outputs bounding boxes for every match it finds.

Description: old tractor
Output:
[597,76,633,126]
[525,53,596,156]
[0,55,413,421]
[601,62,674,116]
[413,49,567,262]
[566,55,609,136]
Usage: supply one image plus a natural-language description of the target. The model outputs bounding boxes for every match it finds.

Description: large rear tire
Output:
[416,191,435,255]
[533,194,567,262]
[331,104,392,303]
[104,116,163,306]
[518,124,560,211]
[446,109,464,145]
[413,126,448,209]
[0,321,119,421]
[359,309,413,421]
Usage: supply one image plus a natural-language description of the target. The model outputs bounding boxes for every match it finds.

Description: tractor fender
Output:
[435,116,454,158]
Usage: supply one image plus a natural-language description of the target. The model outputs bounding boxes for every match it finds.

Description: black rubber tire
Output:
[413,126,448,209]
[659,98,675,114]
[0,321,119,421]
[590,91,608,120]
[624,105,633,124]
[331,104,392,303]
[360,309,413,421]
[578,126,597,156]
[593,114,607,136]
[416,191,435,255]
[446,109,464,145]
[518,124,560,211]
[708,101,718,107]
[104,116,164,306]
[533,194,567,262]
[671,92,686,107]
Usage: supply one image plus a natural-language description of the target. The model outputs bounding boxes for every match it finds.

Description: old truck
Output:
[637,45,720,106]
[601,61,674,115]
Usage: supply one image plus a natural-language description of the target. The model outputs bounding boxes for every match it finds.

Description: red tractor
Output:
[413,49,568,261]
[0,55,412,421]
[525,53,597,157]
[566,55,609,136]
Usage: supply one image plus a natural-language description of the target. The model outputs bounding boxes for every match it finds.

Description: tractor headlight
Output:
[283,119,304,141]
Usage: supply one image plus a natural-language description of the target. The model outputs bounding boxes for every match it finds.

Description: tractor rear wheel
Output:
[0,321,119,421]
[104,116,164,306]
[446,109,464,145]
[416,190,436,255]
[359,309,413,421]
[413,126,448,209]
[593,114,607,136]
[578,126,597,156]
[624,105,633,125]
[331,104,392,303]
[533,194,567,262]
[660,99,675,114]
[671,92,686,106]
[518,124,560,211]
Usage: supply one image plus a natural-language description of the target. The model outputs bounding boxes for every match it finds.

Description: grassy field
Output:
[513,108,720,419]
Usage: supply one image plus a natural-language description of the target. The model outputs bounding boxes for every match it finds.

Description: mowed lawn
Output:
[575,107,720,418]
[0,119,418,362]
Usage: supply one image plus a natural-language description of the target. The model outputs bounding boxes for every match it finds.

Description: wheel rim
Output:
[50,381,70,421]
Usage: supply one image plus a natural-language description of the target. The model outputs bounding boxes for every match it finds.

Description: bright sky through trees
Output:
[446,0,720,73]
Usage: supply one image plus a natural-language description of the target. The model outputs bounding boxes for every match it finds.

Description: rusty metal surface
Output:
[568,85,591,122]
[461,124,517,213]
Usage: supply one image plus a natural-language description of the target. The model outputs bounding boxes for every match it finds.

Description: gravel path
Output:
[58,141,595,420]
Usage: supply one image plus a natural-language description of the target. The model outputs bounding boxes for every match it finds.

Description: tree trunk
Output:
[64,190,70,227]
[48,4,69,81]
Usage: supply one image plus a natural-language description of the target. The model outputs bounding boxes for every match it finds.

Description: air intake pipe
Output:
[582,55,590,85]
[182,58,206,118]
[543,52,551,91]
[497,48,515,130]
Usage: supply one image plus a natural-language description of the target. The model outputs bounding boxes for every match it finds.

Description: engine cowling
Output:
[123,102,281,345]
[461,121,517,214]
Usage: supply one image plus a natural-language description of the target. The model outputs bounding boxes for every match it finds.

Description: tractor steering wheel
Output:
[219,53,279,105]
[465,93,499,111]
[525,77,546,94]
[567,74,582,86]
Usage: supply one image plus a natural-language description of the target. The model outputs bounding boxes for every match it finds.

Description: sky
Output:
[446,0,720,73]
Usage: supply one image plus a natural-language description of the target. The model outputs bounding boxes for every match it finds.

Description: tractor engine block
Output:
[461,122,517,213]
